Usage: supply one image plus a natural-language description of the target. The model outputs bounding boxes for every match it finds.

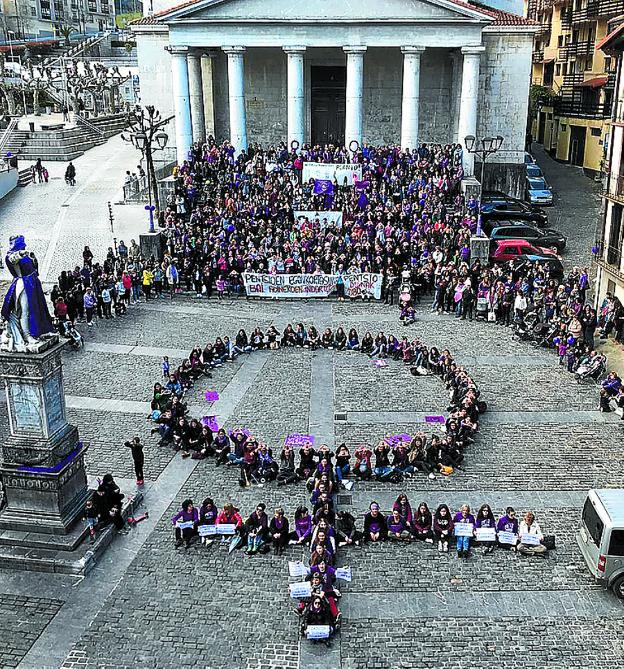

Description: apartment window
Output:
[30,6,36,14]
[558,35,564,47]
[562,63,568,75]
[607,203,623,267]
[556,63,561,76]
[585,57,593,71]
[590,127,601,137]
[88,0,96,11]
[561,124,567,132]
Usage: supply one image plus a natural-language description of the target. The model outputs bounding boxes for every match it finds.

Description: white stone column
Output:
[457,45,485,176]
[187,51,205,143]
[201,52,216,139]
[223,46,248,154]
[343,46,367,148]
[400,46,425,151]
[169,45,193,165]
[284,46,306,148]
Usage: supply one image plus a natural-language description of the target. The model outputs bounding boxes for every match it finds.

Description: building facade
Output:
[132,0,536,194]
[527,0,620,176]
[595,20,624,305]
[1,0,115,39]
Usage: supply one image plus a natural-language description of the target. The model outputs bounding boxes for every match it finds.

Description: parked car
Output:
[525,176,554,206]
[526,163,543,178]
[577,489,624,599]
[481,197,549,227]
[490,239,564,277]
[485,220,566,253]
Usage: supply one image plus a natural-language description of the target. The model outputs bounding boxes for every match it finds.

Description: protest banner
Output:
[498,531,518,545]
[302,162,362,186]
[454,523,474,537]
[176,521,194,530]
[242,272,382,299]
[306,625,331,640]
[285,434,315,447]
[289,581,312,599]
[336,566,352,582]
[204,391,219,402]
[198,524,218,537]
[294,210,343,229]
[425,415,446,424]
[288,561,310,578]
[216,523,237,535]
[475,527,496,542]
[201,415,219,432]
[384,434,411,447]
[520,533,542,546]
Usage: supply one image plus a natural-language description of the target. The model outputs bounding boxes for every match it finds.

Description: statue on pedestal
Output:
[1,235,54,353]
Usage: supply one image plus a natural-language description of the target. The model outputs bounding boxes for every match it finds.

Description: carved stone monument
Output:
[0,343,90,535]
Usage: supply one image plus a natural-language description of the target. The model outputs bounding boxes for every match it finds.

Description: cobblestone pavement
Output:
[2,154,624,669]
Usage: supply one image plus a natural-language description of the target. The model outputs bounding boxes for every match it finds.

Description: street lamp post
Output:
[122,105,169,233]
[463,134,504,236]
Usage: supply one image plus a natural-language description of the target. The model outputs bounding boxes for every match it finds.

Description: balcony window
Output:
[607,203,623,267]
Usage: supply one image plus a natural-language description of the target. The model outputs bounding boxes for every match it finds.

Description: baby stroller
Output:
[475,297,489,321]
[60,320,83,351]
[575,355,607,385]
[114,300,127,316]
[530,322,557,348]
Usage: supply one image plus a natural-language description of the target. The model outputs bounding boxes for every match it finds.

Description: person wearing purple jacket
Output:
[364,502,388,542]
[387,508,411,541]
[496,506,519,549]
[392,494,414,527]
[453,504,476,559]
[475,503,497,553]
[289,506,312,545]
[171,498,199,549]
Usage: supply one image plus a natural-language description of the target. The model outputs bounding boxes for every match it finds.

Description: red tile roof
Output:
[133,0,537,27]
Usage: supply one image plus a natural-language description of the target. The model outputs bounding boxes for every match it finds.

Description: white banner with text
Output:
[242,272,382,299]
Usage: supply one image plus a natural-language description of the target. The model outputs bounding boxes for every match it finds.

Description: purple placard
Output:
[374,359,388,368]
[229,428,250,437]
[285,433,315,447]
[425,415,446,424]
[201,415,219,432]
[204,391,220,402]
[384,433,411,447]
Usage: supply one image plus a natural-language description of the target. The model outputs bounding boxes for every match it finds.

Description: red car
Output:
[490,239,559,263]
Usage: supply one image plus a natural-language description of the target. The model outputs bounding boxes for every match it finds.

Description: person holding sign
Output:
[453,504,476,559]
[517,512,547,556]
[300,596,334,648]
[496,507,519,549]
[475,504,497,553]
[171,499,199,549]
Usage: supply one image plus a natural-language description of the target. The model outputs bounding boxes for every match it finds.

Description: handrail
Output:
[0,118,18,155]
[75,113,105,137]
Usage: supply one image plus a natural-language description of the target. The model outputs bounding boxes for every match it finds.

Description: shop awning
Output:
[577,76,609,88]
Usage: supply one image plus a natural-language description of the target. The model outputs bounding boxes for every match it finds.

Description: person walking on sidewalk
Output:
[125,436,145,485]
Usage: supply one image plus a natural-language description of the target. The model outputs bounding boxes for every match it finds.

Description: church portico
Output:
[132,0,537,194]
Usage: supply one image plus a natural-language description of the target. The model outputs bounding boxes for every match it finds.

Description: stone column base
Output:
[470,235,490,267]
[139,231,163,261]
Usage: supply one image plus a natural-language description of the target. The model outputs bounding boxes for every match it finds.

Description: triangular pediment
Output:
[161,0,491,23]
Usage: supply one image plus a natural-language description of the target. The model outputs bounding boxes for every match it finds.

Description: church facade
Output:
[132,0,536,192]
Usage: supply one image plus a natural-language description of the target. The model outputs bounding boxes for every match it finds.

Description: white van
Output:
[577,489,624,598]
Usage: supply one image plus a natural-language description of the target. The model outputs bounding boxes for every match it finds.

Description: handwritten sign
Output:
[288,561,311,578]
[475,527,496,542]
[374,359,388,368]
[289,581,312,599]
[201,415,219,432]
[498,531,517,545]
[216,523,236,535]
[424,415,446,424]
[384,434,411,447]
[204,391,220,402]
[454,523,474,537]
[520,533,542,546]
[285,434,315,447]
[176,521,194,530]
[306,625,331,640]
[336,566,352,582]
[198,524,217,537]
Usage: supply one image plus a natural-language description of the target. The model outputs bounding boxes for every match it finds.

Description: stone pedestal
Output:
[461,175,482,202]
[470,235,490,267]
[139,231,163,261]
[0,342,90,536]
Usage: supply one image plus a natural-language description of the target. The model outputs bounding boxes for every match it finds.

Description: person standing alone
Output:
[125,436,145,485]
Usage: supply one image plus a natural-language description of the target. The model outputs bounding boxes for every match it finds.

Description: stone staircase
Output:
[3,114,128,162]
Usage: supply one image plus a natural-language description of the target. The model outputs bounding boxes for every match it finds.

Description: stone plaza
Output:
[0,142,622,668]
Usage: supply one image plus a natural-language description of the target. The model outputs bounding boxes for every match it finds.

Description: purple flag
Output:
[424,415,446,424]
[204,391,220,402]
[357,191,368,210]
[355,179,370,191]
[313,179,334,195]
[384,433,412,447]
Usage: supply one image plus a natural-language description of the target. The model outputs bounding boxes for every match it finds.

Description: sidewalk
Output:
[0,133,150,284]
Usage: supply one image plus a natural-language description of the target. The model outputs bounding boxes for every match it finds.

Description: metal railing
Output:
[75,113,105,137]
[0,118,18,155]
[533,49,545,63]
[554,98,611,118]
[558,39,595,59]
[603,174,624,202]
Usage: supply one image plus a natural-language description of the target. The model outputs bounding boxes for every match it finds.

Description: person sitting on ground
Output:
[496,506,519,549]
[254,442,278,482]
[334,444,351,487]
[393,493,414,530]
[277,444,298,486]
[387,508,411,541]
[245,502,269,555]
[413,501,434,543]
[289,505,313,546]
[199,497,218,545]
[433,503,454,553]
[300,596,335,646]
[335,510,361,547]
[453,504,476,559]
[171,498,199,549]
[517,511,547,556]
[269,507,289,555]
[475,503,497,553]
[363,501,387,542]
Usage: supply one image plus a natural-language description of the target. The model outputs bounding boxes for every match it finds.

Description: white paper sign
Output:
[289,581,312,599]
[302,162,362,185]
[288,561,311,578]
[336,566,352,582]
[520,533,542,546]
[294,210,343,229]
[306,625,331,639]
[454,523,474,537]
[216,523,236,535]
[176,521,194,530]
[498,531,518,545]
[475,527,496,542]
[198,524,217,537]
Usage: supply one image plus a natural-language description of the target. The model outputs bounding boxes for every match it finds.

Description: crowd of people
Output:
[147,322,485,485]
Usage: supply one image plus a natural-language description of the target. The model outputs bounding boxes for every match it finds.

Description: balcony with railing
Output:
[533,49,545,63]
[603,174,624,203]
[573,0,624,21]
[594,239,624,276]
[558,39,595,59]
